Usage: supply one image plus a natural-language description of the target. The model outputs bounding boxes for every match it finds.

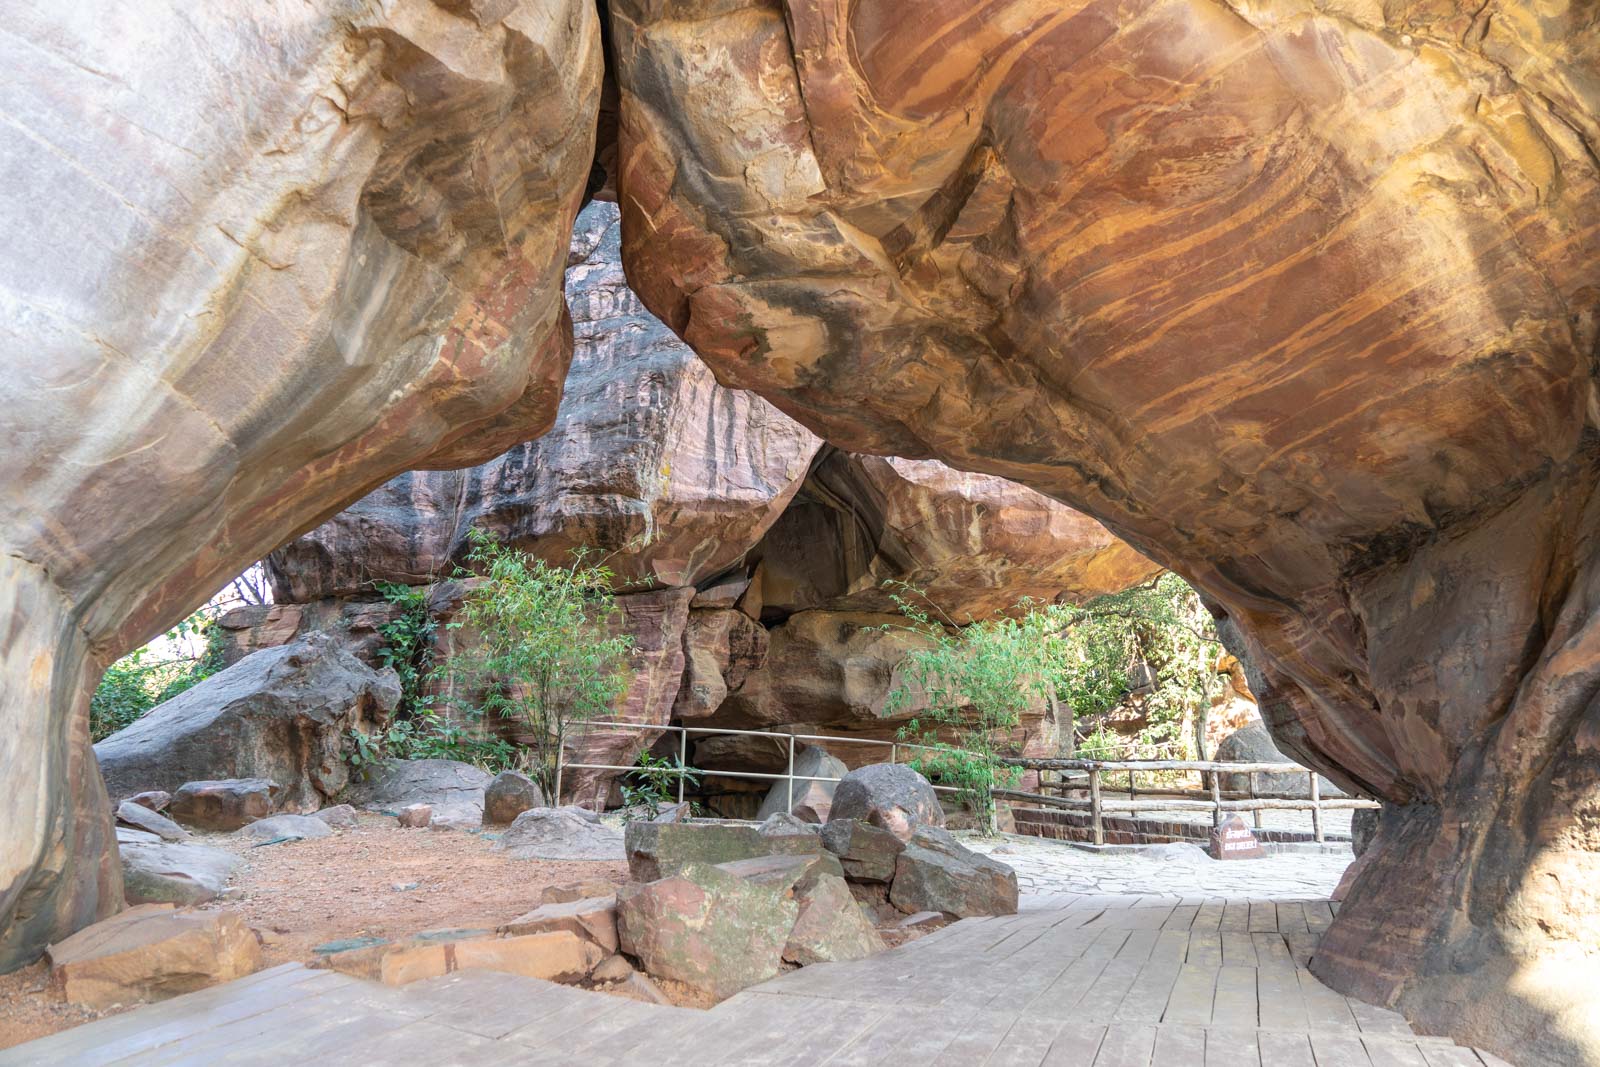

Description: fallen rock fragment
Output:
[616,862,798,999]
[784,873,885,965]
[484,770,544,825]
[826,764,944,842]
[494,807,624,860]
[611,971,673,1005]
[115,801,190,843]
[453,931,605,983]
[312,804,359,829]
[625,819,821,881]
[755,745,847,823]
[820,818,905,883]
[889,826,1018,918]
[48,905,261,1009]
[592,953,635,983]
[127,791,171,812]
[500,895,620,954]
[345,758,490,830]
[397,804,432,829]
[715,853,843,896]
[168,778,281,831]
[542,879,620,905]
[121,841,241,906]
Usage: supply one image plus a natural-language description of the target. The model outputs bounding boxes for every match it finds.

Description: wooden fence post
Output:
[1310,772,1323,844]
[1089,767,1104,846]
[1210,769,1222,828]
[1250,771,1263,830]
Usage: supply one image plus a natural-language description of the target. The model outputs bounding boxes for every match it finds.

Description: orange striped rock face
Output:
[610,2,1599,1062]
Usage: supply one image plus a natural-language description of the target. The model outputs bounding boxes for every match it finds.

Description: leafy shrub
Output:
[89,609,225,741]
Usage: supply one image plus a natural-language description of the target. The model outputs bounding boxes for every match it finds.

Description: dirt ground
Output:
[0,813,627,1050]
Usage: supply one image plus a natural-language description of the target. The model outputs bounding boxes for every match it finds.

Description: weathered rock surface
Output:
[827,764,945,843]
[452,931,605,983]
[889,827,1019,919]
[48,905,260,1009]
[239,814,334,844]
[120,842,241,907]
[616,862,797,999]
[784,873,885,966]
[820,819,906,884]
[500,895,619,954]
[625,820,823,882]
[1351,808,1380,860]
[396,805,432,830]
[312,805,359,830]
[750,449,1157,620]
[0,0,601,968]
[344,759,490,831]
[483,770,545,826]
[168,779,281,832]
[114,802,189,844]
[494,807,624,861]
[755,745,848,823]
[97,634,400,812]
[265,200,823,601]
[716,853,844,896]
[610,2,1600,1060]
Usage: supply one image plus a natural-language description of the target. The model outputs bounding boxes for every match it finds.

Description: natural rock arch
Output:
[1,1,1597,1064]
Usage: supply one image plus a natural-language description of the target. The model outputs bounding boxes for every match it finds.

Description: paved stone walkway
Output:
[969,834,1354,904]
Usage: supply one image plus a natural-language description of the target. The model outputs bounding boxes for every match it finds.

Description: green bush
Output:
[89,610,225,741]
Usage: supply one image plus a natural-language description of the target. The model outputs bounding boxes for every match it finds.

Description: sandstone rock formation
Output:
[345,758,491,831]
[48,905,260,1009]
[241,201,1150,811]
[96,634,400,812]
[0,0,600,969]
[608,2,1600,1060]
[264,200,824,599]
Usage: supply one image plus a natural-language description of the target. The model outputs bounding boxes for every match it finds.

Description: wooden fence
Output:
[997,756,1379,846]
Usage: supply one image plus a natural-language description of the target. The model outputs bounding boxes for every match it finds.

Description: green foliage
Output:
[89,610,226,742]
[619,751,701,822]
[1055,573,1222,760]
[441,529,634,801]
[374,582,436,717]
[882,583,1072,833]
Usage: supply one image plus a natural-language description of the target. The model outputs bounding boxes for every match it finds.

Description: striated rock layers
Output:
[0,0,601,970]
[244,201,1154,806]
[607,2,1600,1062]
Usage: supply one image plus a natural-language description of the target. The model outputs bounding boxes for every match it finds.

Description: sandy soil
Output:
[0,813,627,1050]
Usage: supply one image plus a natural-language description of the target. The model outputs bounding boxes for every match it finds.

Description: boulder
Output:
[344,759,491,830]
[115,801,189,843]
[500,895,619,954]
[755,745,848,823]
[889,827,1019,919]
[827,764,944,842]
[120,842,241,906]
[1215,724,1341,797]
[625,820,823,882]
[397,805,432,829]
[820,819,906,883]
[758,812,821,838]
[116,828,162,847]
[239,814,334,843]
[592,954,635,983]
[168,778,280,831]
[48,905,261,1009]
[715,853,845,896]
[95,634,400,812]
[483,770,544,825]
[127,791,171,812]
[494,807,624,861]
[616,862,798,999]
[783,873,885,965]
[312,804,359,830]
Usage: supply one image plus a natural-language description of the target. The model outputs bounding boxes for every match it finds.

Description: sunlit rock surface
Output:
[0,0,600,968]
[608,0,1600,1061]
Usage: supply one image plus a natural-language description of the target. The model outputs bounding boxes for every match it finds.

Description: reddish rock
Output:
[452,931,605,983]
[483,771,544,826]
[48,905,261,1009]
[625,820,823,882]
[542,880,620,906]
[396,805,432,829]
[889,827,1019,919]
[0,0,600,967]
[820,819,906,884]
[784,873,885,966]
[127,792,171,813]
[500,896,620,954]
[616,863,797,999]
[167,779,280,831]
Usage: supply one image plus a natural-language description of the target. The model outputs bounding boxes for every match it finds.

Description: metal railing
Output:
[556,722,961,812]
[996,757,1380,846]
